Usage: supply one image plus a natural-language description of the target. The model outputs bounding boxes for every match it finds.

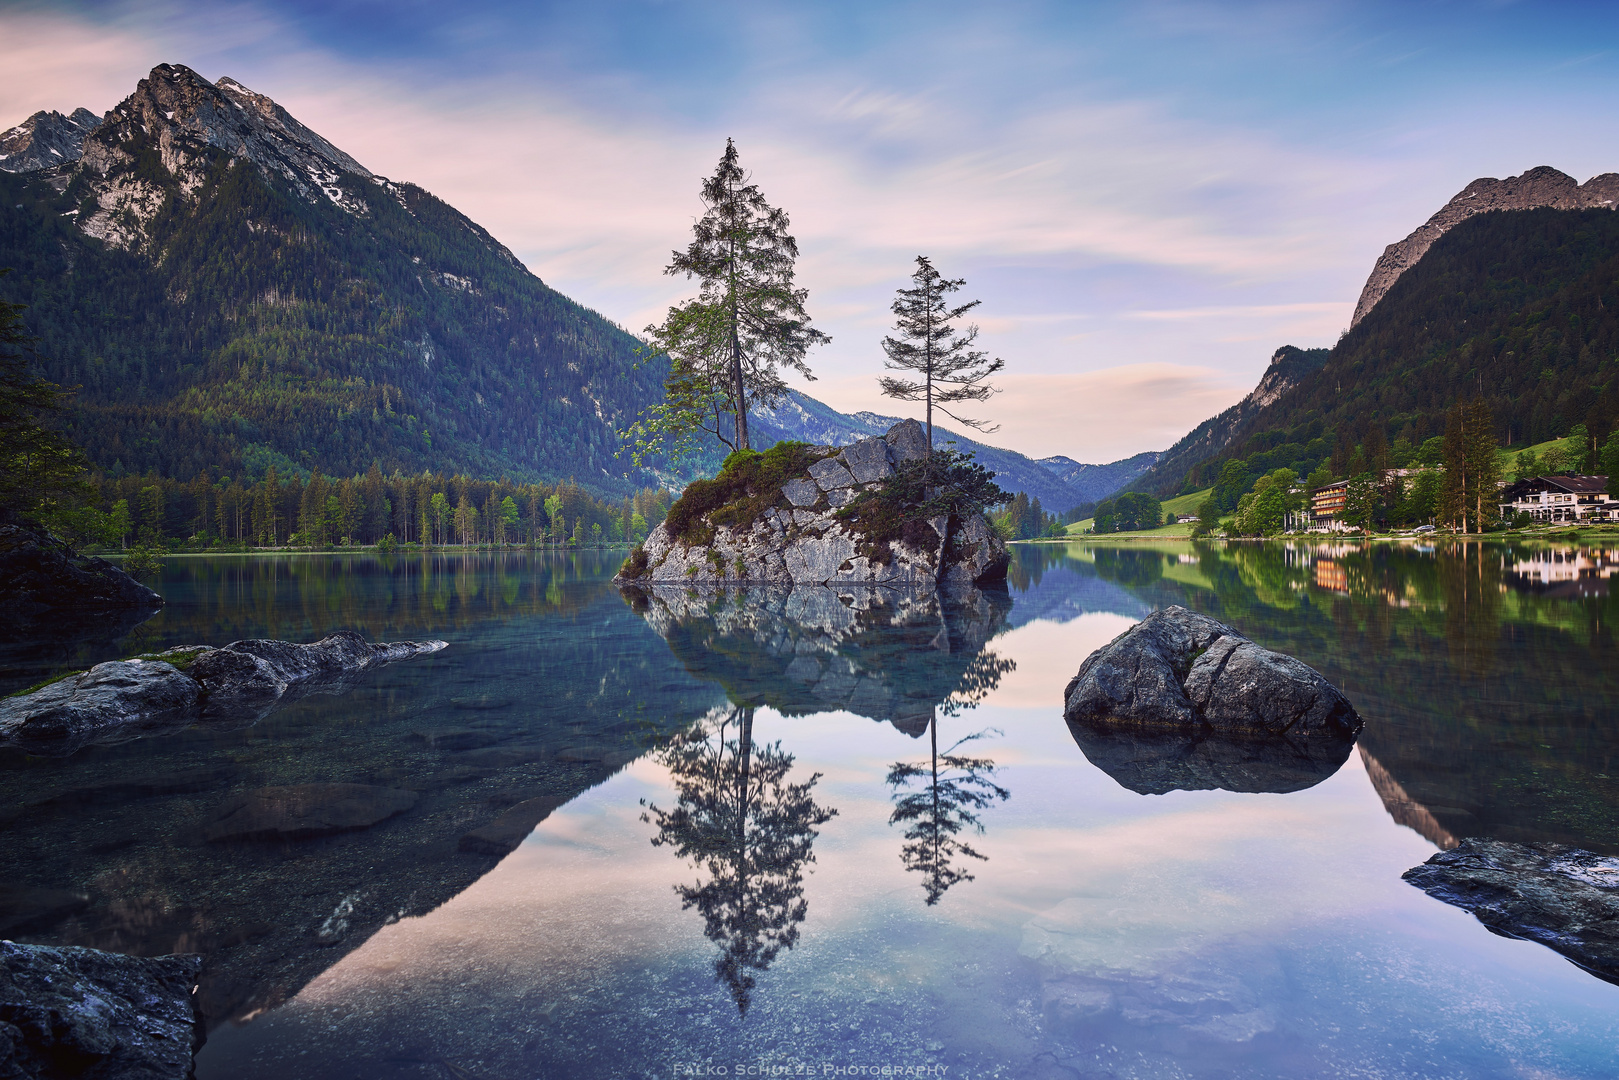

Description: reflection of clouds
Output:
[990,613,1136,709]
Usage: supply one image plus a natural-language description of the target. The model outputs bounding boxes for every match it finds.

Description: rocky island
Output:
[617,420,1009,589]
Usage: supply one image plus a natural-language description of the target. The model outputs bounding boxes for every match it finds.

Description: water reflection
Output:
[641,705,837,1014]
[1020,539,1619,853]
[886,721,1009,904]
[1067,725,1356,795]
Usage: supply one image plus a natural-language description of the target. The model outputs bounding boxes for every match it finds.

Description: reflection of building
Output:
[1498,475,1616,523]
[1308,482,1350,531]
[1312,559,1348,593]
[1505,547,1617,598]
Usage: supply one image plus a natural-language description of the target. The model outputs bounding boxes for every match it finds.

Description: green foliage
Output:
[1091,492,1162,534]
[991,491,1058,540]
[123,544,163,579]
[878,256,1004,441]
[620,545,651,579]
[836,450,1009,554]
[0,278,96,525]
[1232,468,1300,536]
[663,440,823,547]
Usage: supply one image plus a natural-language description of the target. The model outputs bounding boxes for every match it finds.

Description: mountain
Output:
[0,63,665,496]
[0,108,101,174]
[1130,345,1328,496]
[751,390,1156,512]
[1133,169,1619,496]
[1352,166,1619,329]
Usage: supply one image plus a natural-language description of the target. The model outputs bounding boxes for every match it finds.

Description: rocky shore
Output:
[0,631,446,754]
[617,420,1009,589]
[0,522,163,636]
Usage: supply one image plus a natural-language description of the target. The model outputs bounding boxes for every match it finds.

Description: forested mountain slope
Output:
[1132,199,1619,496]
[0,64,664,497]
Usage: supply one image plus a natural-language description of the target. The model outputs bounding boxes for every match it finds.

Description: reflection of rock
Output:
[1403,838,1619,985]
[0,522,164,633]
[1063,606,1361,738]
[203,784,420,842]
[0,632,446,755]
[1069,726,1355,795]
[0,940,203,1079]
[624,584,1012,735]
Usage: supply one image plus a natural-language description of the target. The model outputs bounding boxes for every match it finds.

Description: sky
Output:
[4,0,1619,463]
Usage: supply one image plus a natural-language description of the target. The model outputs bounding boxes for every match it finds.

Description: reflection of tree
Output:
[886,717,1009,905]
[641,706,837,1014]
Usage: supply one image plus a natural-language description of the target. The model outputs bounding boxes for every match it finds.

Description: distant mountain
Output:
[0,63,665,496]
[752,390,1155,512]
[1130,345,1328,496]
[1134,168,1619,496]
[0,108,101,173]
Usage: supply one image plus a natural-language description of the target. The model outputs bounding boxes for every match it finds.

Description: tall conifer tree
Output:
[633,140,829,458]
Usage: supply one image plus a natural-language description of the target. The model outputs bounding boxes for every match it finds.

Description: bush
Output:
[663,441,823,546]
[619,545,650,579]
[835,449,1007,559]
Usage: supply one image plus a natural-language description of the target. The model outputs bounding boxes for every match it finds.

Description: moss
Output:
[6,669,82,698]
[133,647,210,672]
[619,545,650,579]
[663,441,827,547]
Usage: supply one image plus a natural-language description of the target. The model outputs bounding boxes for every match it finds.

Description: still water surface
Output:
[3,541,1618,1079]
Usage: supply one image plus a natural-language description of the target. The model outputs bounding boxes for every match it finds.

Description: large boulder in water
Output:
[0,940,203,1079]
[0,522,162,633]
[1404,838,1619,985]
[1063,606,1361,738]
[0,660,199,752]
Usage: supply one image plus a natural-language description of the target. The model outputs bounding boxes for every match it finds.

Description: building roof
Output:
[1502,474,1610,498]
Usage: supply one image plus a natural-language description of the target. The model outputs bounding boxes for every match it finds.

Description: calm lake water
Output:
[3,540,1618,1079]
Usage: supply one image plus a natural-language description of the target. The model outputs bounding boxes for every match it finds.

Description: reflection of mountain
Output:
[642,705,836,1014]
[624,585,1014,737]
[0,553,719,1029]
[1068,725,1355,795]
[1005,549,1149,627]
[1024,541,1619,853]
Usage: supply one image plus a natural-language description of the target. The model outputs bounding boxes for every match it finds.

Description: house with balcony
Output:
[1498,475,1615,523]
[1308,481,1351,531]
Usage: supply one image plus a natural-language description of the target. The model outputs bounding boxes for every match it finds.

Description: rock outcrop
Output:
[0,940,203,1079]
[0,523,164,632]
[1352,166,1619,328]
[0,631,446,754]
[1063,606,1361,738]
[621,420,1009,589]
[1403,838,1619,985]
[0,108,101,174]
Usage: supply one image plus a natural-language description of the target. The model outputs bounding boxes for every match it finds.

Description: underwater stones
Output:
[839,436,894,483]
[203,783,418,842]
[457,795,568,856]
[1063,606,1360,739]
[1403,838,1619,984]
[0,660,199,752]
[0,940,203,1080]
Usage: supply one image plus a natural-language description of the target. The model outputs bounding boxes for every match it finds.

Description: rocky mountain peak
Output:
[1351,165,1619,328]
[0,107,101,173]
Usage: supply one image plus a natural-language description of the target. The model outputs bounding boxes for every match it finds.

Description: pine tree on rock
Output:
[878,257,1005,477]
[632,140,829,459]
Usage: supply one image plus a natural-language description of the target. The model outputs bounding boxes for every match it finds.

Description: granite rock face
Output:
[0,523,164,629]
[0,940,203,1079]
[0,631,447,754]
[1403,838,1619,984]
[1063,606,1361,738]
[1352,166,1619,328]
[621,419,1009,590]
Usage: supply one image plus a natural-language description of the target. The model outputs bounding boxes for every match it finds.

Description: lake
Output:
[2,540,1617,1079]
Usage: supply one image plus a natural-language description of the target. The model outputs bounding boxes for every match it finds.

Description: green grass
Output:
[1065,487,1212,538]
[5,669,82,698]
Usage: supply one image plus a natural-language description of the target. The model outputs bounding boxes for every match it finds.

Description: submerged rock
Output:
[618,420,1009,589]
[0,522,163,633]
[1069,725,1355,795]
[1063,606,1361,738]
[0,631,447,755]
[1403,838,1619,984]
[0,940,203,1079]
[204,783,419,842]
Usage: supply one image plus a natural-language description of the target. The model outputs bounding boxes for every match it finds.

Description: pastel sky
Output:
[5,1,1619,462]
